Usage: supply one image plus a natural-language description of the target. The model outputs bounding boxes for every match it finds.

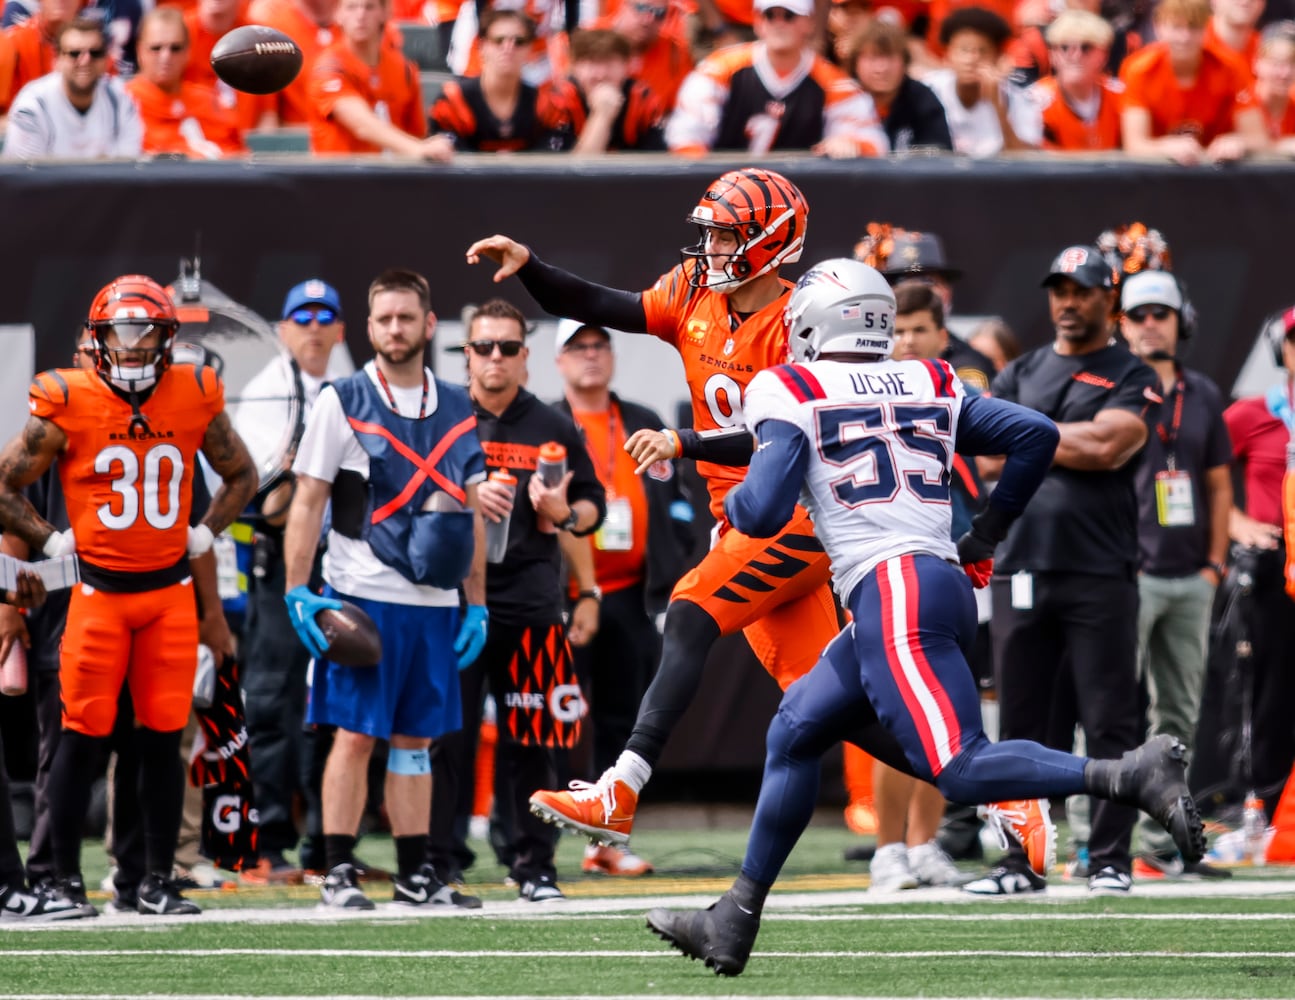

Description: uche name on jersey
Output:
[849,370,912,397]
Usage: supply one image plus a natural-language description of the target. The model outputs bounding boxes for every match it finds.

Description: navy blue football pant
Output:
[743,554,1088,885]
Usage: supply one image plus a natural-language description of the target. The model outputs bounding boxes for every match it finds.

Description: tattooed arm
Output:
[0,417,67,550]
[198,410,258,536]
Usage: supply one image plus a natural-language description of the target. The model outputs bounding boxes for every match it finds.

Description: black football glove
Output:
[955,504,1016,589]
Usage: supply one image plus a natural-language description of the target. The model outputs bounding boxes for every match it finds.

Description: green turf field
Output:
[4,819,1294,1000]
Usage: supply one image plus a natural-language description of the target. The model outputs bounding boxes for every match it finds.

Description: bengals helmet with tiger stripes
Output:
[681,168,809,291]
[85,275,181,394]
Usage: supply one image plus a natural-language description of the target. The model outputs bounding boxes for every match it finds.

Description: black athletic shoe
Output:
[106,883,140,915]
[320,863,375,910]
[136,874,202,916]
[393,865,482,909]
[48,875,99,918]
[0,881,91,921]
[1108,736,1207,864]
[646,892,761,977]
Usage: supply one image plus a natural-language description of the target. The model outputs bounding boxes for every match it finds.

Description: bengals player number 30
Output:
[0,275,257,917]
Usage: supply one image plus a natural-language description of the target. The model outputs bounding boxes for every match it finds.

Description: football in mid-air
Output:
[210,25,302,96]
[317,601,383,668]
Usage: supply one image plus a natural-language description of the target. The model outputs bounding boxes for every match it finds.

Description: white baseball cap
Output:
[1121,270,1183,312]
[755,0,814,16]
[555,318,613,352]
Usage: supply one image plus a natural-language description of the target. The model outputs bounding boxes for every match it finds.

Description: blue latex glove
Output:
[454,604,489,670]
[284,585,343,658]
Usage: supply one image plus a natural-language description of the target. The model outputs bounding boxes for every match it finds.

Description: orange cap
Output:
[489,469,518,485]
[538,442,567,463]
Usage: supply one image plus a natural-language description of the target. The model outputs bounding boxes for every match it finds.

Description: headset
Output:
[1120,269,1197,341]
[1174,274,1198,341]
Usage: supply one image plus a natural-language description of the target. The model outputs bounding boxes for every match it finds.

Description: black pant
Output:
[241,551,310,855]
[429,622,565,886]
[991,572,1140,874]
[27,676,146,888]
[571,582,659,777]
[23,668,61,885]
[0,726,24,888]
[1236,545,1295,820]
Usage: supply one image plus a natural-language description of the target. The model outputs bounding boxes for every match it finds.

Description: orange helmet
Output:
[681,168,809,290]
[85,275,180,394]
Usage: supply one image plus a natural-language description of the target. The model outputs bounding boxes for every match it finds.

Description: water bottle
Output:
[535,442,568,534]
[1,641,27,697]
[1243,793,1267,867]
[484,469,516,563]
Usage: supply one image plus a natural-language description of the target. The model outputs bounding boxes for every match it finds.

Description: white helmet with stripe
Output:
[785,258,896,363]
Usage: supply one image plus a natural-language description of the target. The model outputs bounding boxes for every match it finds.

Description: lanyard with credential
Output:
[375,366,429,419]
[1155,377,1186,471]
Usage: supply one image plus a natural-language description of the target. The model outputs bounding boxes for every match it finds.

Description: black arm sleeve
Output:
[516,251,649,333]
[676,427,756,467]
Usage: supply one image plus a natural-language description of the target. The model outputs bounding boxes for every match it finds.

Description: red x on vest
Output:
[346,414,477,523]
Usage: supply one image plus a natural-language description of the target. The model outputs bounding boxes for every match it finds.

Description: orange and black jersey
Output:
[429,76,577,152]
[550,77,666,151]
[1031,75,1124,151]
[28,365,223,577]
[666,42,886,155]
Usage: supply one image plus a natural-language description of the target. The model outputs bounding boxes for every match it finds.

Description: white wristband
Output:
[187,524,214,558]
[42,529,75,558]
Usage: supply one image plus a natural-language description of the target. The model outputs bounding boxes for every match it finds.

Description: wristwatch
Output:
[576,587,602,604]
[558,508,580,532]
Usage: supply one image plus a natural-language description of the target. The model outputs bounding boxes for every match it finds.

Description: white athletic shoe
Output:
[869,842,919,893]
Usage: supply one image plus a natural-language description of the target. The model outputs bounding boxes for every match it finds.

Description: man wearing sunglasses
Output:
[3,15,141,159]
[427,300,606,903]
[233,278,347,886]
[284,269,489,911]
[1028,9,1123,152]
[964,246,1160,896]
[1118,269,1233,881]
[125,7,244,158]
[666,0,887,156]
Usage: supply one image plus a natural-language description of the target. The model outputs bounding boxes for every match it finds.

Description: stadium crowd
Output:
[2,0,1295,158]
[0,177,1293,925]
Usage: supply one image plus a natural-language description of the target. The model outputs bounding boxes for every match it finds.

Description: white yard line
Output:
[5,948,1295,959]
[4,877,1295,931]
[0,995,1262,1000]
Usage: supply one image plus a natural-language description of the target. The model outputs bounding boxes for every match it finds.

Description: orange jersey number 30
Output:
[29,366,224,574]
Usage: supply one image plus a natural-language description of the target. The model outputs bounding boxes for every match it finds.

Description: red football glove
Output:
[963,558,994,589]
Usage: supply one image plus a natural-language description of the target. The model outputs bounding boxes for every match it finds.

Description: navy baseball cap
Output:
[281,278,342,320]
[1041,246,1115,290]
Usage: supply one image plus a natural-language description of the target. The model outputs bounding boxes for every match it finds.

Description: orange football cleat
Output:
[583,843,655,876]
[529,770,637,846]
[979,799,1057,877]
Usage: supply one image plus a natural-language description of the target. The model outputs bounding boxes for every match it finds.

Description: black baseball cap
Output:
[1041,245,1115,290]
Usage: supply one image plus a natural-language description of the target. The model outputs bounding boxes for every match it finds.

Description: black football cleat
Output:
[136,873,202,916]
[1111,735,1207,864]
[646,893,760,977]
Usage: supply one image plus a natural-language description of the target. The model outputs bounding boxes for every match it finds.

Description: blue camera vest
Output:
[331,370,485,589]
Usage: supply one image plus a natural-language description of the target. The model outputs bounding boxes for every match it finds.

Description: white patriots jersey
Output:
[744,357,965,602]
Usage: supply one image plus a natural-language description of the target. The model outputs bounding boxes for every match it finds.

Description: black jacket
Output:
[553,393,695,616]
[473,387,606,626]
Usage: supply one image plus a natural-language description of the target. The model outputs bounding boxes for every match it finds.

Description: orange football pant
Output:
[669,506,839,692]
[60,580,199,737]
